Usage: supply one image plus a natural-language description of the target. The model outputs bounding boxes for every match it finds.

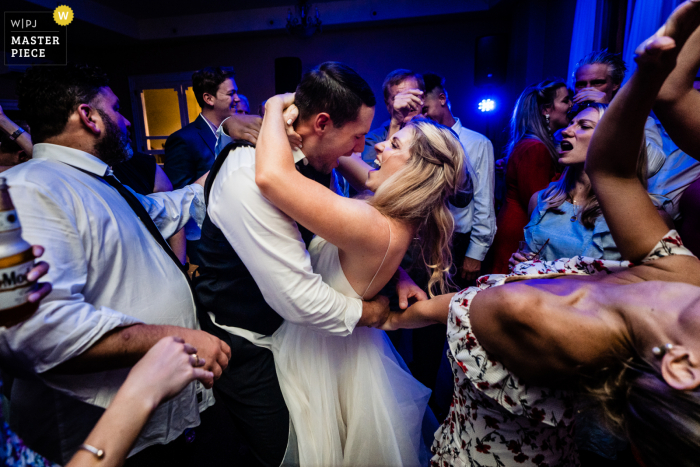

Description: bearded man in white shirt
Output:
[0,64,231,465]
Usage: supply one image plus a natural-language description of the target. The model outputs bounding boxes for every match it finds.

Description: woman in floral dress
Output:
[381,3,700,467]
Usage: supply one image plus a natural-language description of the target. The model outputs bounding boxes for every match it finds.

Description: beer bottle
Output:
[0,177,35,326]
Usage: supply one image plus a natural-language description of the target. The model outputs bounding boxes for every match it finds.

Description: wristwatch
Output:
[9,127,25,141]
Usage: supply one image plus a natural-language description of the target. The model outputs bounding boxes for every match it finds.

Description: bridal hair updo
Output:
[368,118,470,297]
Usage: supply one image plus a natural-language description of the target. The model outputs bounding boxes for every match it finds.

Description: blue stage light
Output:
[478,99,496,112]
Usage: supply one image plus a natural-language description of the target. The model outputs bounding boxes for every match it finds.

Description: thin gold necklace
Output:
[570,198,579,222]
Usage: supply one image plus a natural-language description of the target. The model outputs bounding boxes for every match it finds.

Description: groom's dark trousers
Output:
[193,141,332,467]
[198,314,289,467]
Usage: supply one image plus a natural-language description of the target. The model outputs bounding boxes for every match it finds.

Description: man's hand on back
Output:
[223,114,262,145]
[357,295,390,328]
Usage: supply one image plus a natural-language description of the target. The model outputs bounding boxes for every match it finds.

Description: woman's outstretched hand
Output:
[121,336,214,409]
[378,293,454,331]
[65,337,215,467]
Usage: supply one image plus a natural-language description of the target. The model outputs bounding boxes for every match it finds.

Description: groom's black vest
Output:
[193,141,331,336]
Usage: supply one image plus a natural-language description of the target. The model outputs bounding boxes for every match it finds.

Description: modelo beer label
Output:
[0,258,33,309]
[0,210,20,233]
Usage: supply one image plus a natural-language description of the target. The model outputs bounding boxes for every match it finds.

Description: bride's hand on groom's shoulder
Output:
[283,103,302,151]
[357,295,391,328]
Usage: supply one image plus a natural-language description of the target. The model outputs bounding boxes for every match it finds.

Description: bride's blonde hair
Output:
[368,118,469,297]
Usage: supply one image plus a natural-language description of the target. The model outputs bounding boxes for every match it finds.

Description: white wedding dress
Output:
[271,236,433,467]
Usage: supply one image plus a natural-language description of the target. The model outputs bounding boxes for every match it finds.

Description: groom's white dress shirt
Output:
[0,143,212,455]
[207,145,362,338]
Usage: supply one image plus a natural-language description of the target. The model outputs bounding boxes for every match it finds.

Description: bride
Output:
[255,93,469,466]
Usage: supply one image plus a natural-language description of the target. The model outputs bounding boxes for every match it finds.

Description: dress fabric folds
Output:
[272,236,432,466]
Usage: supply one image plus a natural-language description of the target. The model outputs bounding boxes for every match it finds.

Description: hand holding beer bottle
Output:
[0,177,51,327]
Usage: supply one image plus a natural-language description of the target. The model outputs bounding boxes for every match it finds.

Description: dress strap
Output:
[360,216,392,300]
[641,229,695,263]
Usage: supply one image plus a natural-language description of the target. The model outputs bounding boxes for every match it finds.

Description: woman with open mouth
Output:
[509,102,654,270]
[508,102,658,464]
[484,78,572,275]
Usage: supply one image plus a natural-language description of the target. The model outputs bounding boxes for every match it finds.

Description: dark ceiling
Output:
[89,0,345,19]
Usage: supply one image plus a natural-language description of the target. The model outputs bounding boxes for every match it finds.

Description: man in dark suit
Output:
[164,66,239,189]
[164,66,239,264]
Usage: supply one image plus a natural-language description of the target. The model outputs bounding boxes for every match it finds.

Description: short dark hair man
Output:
[194,62,412,466]
[164,66,239,189]
[361,69,425,165]
[2,63,230,464]
[164,66,240,265]
[421,72,495,284]
[572,50,666,178]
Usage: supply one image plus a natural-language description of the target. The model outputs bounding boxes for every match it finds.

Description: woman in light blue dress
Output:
[511,103,652,270]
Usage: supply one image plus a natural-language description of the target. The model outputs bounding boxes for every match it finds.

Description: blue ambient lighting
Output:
[478,99,496,112]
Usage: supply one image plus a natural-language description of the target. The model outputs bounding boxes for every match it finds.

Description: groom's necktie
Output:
[102,173,190,280]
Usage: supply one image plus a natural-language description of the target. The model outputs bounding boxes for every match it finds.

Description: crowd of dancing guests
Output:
[2,2,700,466]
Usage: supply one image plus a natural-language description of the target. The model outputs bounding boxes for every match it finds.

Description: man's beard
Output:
[94,109,133,167]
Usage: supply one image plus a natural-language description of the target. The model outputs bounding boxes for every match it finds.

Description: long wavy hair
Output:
[368,118,469,297]
[540,104,648,229]
[583,353,700,467]
[506,78,567,165]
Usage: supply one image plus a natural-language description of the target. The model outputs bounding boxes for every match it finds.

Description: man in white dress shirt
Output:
[194,62,424,467]
[421,73,496,285]
[0,64,231,465]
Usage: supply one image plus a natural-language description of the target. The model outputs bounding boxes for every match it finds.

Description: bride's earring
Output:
[652,343,674,358]
[545,113,551,132]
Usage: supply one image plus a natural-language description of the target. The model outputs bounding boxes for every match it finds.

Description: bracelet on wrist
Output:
[78,443,105,460]
[9,127,25,141]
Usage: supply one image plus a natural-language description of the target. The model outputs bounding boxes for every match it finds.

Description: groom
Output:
[193,62,423,466]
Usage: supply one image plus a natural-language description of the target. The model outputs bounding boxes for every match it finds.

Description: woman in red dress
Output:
[486,79,573,273]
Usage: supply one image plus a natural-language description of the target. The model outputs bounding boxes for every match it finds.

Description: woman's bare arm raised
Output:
[255,94,387,256]
[655,4,700,160]
[586,0,700,262]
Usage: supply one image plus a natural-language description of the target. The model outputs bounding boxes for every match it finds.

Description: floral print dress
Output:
[431,230,693,467]
[0,379,58,467]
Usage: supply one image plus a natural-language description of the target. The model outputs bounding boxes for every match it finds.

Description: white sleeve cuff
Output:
[344,298,363,333]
